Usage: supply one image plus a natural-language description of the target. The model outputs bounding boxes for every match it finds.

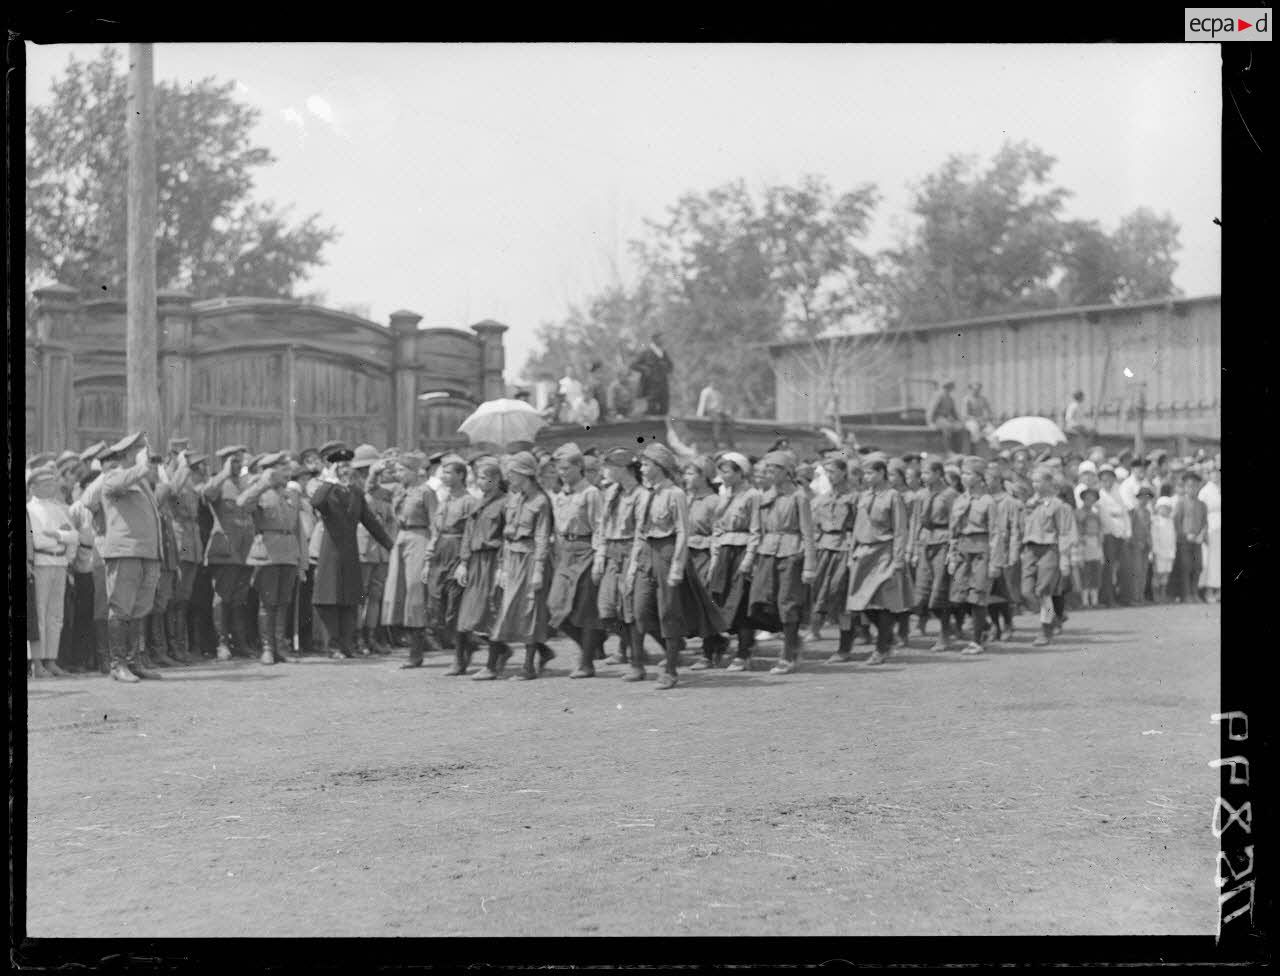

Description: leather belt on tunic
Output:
[260,529,294,534]
[716,531,752,546]
[687,534,711,548]
[606,536,634,543]
[559,533,593,542]
[401,524,430,530]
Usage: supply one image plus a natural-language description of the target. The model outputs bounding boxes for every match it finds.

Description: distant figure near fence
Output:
[629,331,674,417]
[927,380,964,454]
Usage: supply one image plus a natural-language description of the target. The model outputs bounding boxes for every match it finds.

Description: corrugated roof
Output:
[767,294,1220,353]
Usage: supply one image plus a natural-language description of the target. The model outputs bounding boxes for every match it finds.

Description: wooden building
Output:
[24,284,507,456]
[770,295,1221,442]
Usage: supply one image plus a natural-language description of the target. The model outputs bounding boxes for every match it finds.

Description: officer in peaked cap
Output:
[26,451,57,470]
[202,442,257,660]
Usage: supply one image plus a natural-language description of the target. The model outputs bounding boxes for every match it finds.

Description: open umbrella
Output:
[457,398,546,447]
[992,415,1067,451]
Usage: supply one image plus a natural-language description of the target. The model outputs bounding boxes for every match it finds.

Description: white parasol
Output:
[992,416,1068,451]
[457,398,547,447]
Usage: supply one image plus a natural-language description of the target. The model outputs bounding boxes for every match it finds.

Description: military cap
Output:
[54,449,81,469]
[427,451,446,465]
[439,453,468,470]
[148,451,165,464]
[168,437,190,453]
[863,451,889,465]
[641,442,680,477]
[299,446,321,461]
[506,451,538,478]
[187,453,209,468]
[761,450,797,474]
[216,443,250,460]
[551,442,585,466]
[316,441,351,463]
[604,447,639,468]
[901,452,922,464]
[101,431,147,461]
[716,451,751,476]
[26,452,57,469]
[961,455,987,474]
[1097,463,1116,476]
[257,451,287,469]
[80,441,108,463]
[26,463,59,487]
[246,453,265,473]
[350,444,381,469]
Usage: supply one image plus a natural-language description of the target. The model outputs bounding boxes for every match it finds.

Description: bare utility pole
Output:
[126,42,161,444]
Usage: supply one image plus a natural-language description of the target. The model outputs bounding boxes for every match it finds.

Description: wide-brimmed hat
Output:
[350,444,381,469]
[716,451,751,476]
[641,442,679,477]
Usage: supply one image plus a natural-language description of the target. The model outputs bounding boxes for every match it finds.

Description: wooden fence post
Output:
[390,309,423,449]
[158,289,195,446]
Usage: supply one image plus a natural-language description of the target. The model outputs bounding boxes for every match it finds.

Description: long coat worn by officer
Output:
[308,443,396,656]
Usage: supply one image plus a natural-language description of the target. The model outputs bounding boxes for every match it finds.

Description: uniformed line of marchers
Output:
[23,435,1219,688]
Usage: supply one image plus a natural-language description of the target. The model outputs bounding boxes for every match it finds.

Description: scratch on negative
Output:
[1228,87,1262,153]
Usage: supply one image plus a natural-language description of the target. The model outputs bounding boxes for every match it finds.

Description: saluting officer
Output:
[239,452,308,665]
[203,444,257,659]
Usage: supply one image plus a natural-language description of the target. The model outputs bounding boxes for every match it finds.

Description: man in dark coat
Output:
[629,331,674,417]
[306,442,396,659]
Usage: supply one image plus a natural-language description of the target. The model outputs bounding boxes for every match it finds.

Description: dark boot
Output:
[107,619,139,683]
[514,644,539,680]
[770,622,800,674]
[259,606,276,664]
[535,642,556,674]
[828,628,855,663]
[444,633,469,676]
[461,635,477,670]
[127,619,163,679]
[149,613,180,667]
[273,610,293,662]
[570,630,596,678]
[214,603,234,661]
[369,626,392,655]
[656,639,681,689]
[166,605,192,664]
[232,603,254,657]
[401,628,427,668]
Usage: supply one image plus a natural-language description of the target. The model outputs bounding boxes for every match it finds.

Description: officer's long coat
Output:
[310,482,395,606]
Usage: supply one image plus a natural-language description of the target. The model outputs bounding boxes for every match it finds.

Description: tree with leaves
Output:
[27,47,338,302]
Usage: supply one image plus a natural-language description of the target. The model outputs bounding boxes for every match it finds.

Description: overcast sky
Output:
[26,43,1221,379]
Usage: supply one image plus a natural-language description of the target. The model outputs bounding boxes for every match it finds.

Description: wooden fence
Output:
[25,285,508,457]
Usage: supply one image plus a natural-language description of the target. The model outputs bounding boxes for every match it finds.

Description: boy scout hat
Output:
[961,455,987,474]
[641,442,680,477]
[79,441,108,463]
[102,431,146,460]
[319,441,354,463]
[26,463,59,487]
[506,451,538,478]
[551,442,584,466]
[604,448,639,468]
[684,454,718,484]
[761,450,796,474]
[216,443,250,459]
[350,444,381,469]
[716,450,751,476]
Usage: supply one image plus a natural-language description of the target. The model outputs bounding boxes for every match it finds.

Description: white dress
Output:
[1198,481,1222,589]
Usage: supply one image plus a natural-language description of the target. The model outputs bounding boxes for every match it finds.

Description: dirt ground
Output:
[24,603,1219,937]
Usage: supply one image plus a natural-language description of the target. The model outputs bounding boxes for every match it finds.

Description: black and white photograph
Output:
[14,31,1259,959]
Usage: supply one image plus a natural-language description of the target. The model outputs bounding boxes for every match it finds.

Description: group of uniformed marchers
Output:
[24,432,1221,690]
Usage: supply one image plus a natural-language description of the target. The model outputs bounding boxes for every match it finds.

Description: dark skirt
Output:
[425,535,465,638]
[546,539,601,630]
[810,547,850,627]
[747,552,808,631]
[949,545,991,606]
[596,540,634,625]
[847,541,911,614]
[914,540,951,610]
[492,548,550,644]
[456,548,502,636]
[633,537,725,642]
[708,544,752,632]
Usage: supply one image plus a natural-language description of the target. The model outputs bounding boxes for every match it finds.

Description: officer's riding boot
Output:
[569,626,596,678]
[272,611,293,663]
[166,605,191,664]
[259,606,276,665]
[127,619,163,679]
[151,612,181,667]
[107,618,139,683]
